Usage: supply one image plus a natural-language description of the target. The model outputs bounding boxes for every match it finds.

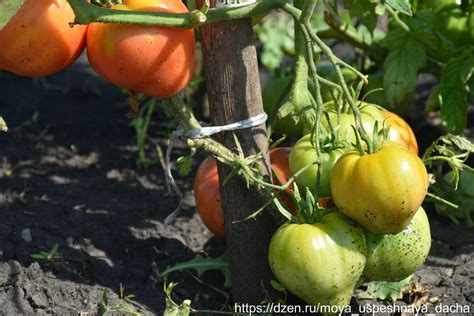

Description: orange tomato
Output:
[382,111,419,155]
[86,0,196,98]
[0,0,87,77]
[194,148,296,239]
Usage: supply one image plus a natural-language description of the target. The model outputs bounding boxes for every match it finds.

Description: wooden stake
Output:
[197,0,277,304]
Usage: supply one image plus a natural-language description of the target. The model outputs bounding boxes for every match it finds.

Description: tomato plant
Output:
[289,134,344,198]
[0,0,87,77]
[86,0,196,98]
[381,110,419,155]
[194,148,295,239]
[268,211,367,308]
[363,207,431,282]
[2,0,473,309]
[330,144,429,234]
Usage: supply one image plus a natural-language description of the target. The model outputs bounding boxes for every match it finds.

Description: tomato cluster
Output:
[193,97,430,308]
[268,103,431,308]
[0,0,195,98]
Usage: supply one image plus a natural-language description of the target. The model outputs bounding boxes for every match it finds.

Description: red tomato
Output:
[194,148,296,239]
[0,0,87,77]
[194,157,224,239]
[382,111,419,155]
[86,0,196,98]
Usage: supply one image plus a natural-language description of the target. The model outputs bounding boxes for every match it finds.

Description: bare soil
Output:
[0,56,473,315]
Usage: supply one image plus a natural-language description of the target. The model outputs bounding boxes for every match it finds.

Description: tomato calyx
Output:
[352,120,391,155]
[274,185,335,224]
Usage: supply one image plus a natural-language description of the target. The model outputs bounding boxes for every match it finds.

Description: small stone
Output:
[20,228,32,243]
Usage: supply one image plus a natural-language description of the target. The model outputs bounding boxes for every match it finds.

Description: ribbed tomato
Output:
[268,212,367,308]
[86,0,195,98]
[330,144,429,234]
[194,148,295,239]
[0,0,87,77]
[382,110,419,155]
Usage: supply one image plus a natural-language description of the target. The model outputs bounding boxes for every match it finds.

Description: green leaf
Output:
[0,0,24,30]
[270,280,286,292]
[440,57,470,134]
[163,283,192,316]
[30,254,46,260]
[50,244,59,255]
[406,11,454,62]
[425,84,442,112]
[381,27,427,108]
[343,0,377,32]
[177,156,193,177]
[159,254,232,288]
[385,0,412,16]
[358,276,412,302]
[273,195,294,222]
[448,135,474,153]
[255,12,295,70]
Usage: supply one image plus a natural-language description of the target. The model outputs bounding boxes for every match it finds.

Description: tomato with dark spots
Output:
[363,207,431,281]
[0,0,87,77]
[268,212,367,308]
[330,143,429,234]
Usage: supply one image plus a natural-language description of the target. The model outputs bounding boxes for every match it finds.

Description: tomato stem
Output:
[68,0,285,28]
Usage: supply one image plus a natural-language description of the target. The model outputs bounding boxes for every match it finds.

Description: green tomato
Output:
[320,101,385,144]
[268,212,367,307]
[289,135,344,198]
[363,207,431,282]
[318,64,359,103]
[263,75,304,137]
[433,3,474,47]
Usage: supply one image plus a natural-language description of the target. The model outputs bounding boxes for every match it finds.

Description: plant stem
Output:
[426,192,459,209]
[290,0,314,128]
[324,15,386,63]
[282,3,374,153]
[163,96,235,162]
[67,0,285,28]
[298,7,325,198]
[303,21,373,153]
[165,96,201,130]
[300,0,317,24]
[385,4,410,32]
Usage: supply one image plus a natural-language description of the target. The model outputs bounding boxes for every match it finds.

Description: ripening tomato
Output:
[268,212,367,307]
[0,0,87,77]
[289,134,344,198]
[381,110,419,155]
[319,101,385,144]
[194,148,296,239]
[363,207,431,281]
[87,0,196,98]
[330,143,429,234]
